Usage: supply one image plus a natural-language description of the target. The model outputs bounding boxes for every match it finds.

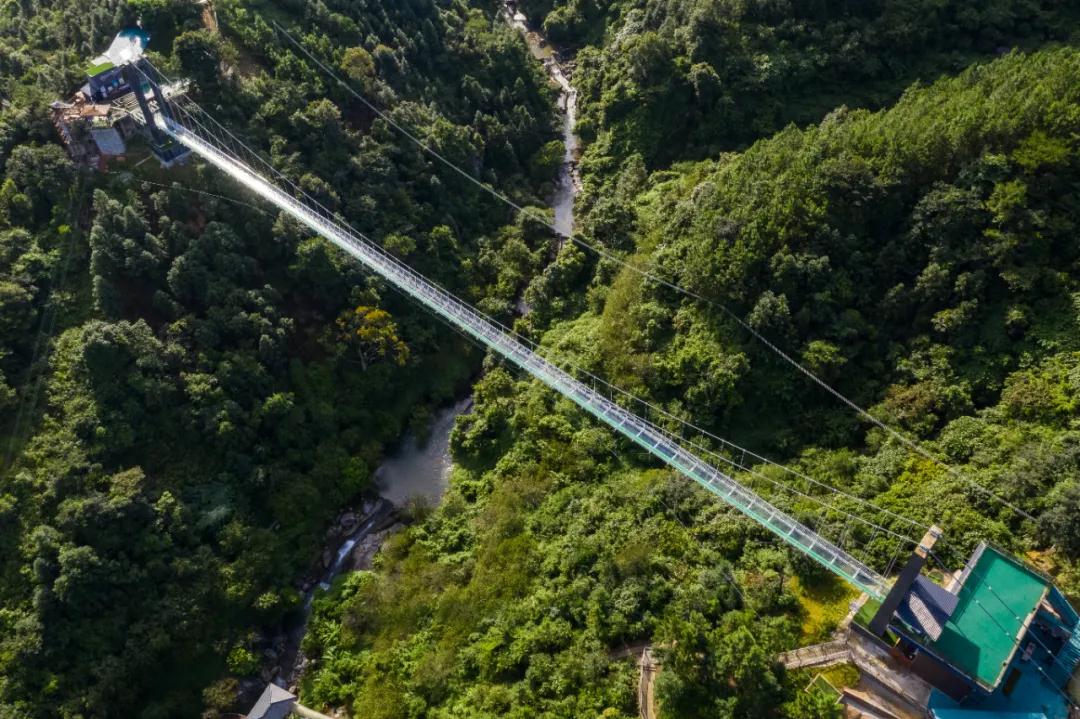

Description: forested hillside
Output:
[301,46,1080,719]
[3,0,1080,718]
[518,0,1075,176]
[0,1,558,717]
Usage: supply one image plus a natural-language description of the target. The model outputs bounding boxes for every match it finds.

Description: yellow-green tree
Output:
[337,306,410,371]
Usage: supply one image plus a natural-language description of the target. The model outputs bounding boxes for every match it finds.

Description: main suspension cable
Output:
[269,20,1035,523]
[135,58,930,547]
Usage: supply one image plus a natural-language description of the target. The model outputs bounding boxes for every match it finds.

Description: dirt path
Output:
[199,0,219,33]
[639,647,660,719]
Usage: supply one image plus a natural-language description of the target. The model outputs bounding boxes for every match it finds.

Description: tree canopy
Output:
[0,0,560,716]
[2,0,1080,718]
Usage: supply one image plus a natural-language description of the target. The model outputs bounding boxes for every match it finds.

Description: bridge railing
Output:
[157,115,889,600]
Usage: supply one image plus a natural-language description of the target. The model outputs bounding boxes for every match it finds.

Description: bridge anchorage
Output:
[89,43,1079,719]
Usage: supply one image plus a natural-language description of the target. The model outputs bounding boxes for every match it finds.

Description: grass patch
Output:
[854,597,881,628]
[790,574,859,643]
[807,674,841,700]
[819,663,860,690]
[86,60,115,76]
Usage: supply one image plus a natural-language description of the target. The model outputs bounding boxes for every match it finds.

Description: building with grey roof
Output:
[246,683,296,719]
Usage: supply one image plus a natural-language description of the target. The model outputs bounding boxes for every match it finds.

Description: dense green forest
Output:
[300,46,1080,718]
[519,0,1076,165]
[2,0,1080,718]
[0,1,558,716]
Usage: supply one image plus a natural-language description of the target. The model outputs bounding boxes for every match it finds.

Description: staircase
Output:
[1048,628,1080,687]
[779,638,852,670]
[841,688,904,719]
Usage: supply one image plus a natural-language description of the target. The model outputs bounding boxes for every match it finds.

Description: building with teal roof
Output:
[856,542,1080,719]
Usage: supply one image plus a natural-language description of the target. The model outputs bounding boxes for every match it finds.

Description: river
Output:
[271,4,583,696]
[269,398,473,691]
[370,6,582,513]
[305,1,582,605]
[296,1,582,616]
[503,1,581,237]
[376,396,472,506]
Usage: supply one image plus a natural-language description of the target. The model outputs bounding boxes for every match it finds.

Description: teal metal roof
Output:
[932,711,1047,719]
[929,545,1048,688]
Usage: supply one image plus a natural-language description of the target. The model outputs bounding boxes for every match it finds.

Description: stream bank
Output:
[248,5,585,705]
[502,0,582,237]
[252,398,473,695]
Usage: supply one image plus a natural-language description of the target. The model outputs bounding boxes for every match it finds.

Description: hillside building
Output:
[856,538,1080,719]
[53,28,189,169]
[82,28,149,102]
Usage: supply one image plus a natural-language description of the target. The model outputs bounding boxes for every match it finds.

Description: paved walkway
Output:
[778,638,851,669]
[293,704,335,719]
[847,634,932,717]
[639,647,660,719]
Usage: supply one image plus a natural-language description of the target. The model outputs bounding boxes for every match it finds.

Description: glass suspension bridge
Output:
[104,47,1080,719]
[122,58,918,600]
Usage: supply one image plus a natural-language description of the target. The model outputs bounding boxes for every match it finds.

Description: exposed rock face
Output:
[347,523,405,571]
[237,678,266,710]
[270,498,401,689]
[248,502,376,695]
[255,397,471,697]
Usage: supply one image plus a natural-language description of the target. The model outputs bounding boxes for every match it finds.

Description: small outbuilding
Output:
[83,28,150,102]
[90,127,126,158]
[246,683,296,719]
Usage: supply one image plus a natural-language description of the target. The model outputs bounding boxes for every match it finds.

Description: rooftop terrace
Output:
[85,28,149,78]
[929,545,1049,689]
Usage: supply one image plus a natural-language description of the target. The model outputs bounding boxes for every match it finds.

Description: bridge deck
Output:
[153,112,889,600]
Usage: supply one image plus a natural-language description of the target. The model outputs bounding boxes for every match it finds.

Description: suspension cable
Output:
[269,20,1035,524]
[157,61,928,536]
[106,173,273,216]
[654,423,915,553]
[153,94,889,584]
[138,61,924,572]
[154,69,921,544]
[134,59,929,552]
[659,425,922,544]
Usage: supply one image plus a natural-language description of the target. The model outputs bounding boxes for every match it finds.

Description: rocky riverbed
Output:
[502,0,582,237]
[243,3,584,707]
[250,399,473,696]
